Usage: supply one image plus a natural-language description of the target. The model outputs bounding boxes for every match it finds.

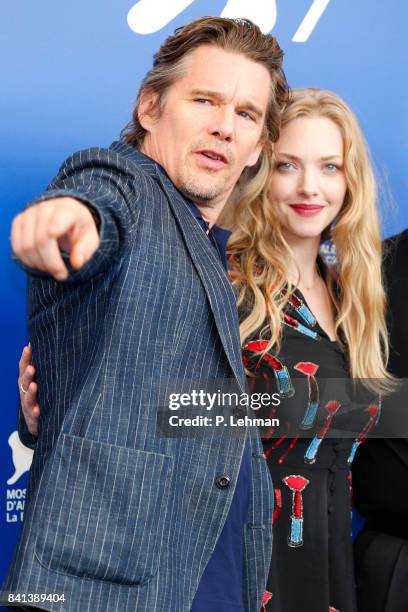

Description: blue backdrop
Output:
[1,0,407,586]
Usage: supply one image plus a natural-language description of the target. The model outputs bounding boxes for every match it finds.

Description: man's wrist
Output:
[87,206,101,233]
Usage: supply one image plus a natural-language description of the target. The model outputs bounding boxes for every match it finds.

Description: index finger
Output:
[19,344,32,376]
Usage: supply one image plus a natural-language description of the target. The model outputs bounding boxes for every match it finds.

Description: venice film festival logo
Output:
[127,0,332,41]
[6,431,33,523]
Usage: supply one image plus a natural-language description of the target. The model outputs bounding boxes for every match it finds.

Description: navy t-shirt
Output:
[186,201,252,612]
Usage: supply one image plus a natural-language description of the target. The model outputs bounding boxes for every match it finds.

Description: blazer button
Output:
[216,475,231,489]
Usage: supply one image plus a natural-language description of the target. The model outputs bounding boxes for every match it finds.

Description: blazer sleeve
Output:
[17,404,38,449]
[16,146,146,283]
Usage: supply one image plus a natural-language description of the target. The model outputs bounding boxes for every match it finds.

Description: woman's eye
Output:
[324,163,340,173]
[276,162,294,171]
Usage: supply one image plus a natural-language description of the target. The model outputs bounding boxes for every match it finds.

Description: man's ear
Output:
[247,134,274,168]
[138,89,161,131]
[246,139,264,168]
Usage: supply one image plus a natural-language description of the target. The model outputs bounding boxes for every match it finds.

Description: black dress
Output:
[352,230,408,612]
[241,289,379,612]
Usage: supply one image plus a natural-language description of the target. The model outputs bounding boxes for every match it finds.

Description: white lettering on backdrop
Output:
[127,0,331,42]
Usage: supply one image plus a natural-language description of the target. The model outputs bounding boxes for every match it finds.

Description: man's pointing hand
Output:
[11,197,100,281]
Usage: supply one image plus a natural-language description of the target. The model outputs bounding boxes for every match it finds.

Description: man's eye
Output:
[195,98,211,104]
[238,111,254,120]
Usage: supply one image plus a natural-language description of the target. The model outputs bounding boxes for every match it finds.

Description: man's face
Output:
[140,45,271,211]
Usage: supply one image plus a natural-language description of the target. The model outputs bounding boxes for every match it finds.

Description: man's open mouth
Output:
[197,150,228,164]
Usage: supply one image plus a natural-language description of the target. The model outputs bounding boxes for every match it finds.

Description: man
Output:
[5,17,289,612]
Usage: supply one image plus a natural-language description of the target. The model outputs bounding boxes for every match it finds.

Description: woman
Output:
[227,88,393,612]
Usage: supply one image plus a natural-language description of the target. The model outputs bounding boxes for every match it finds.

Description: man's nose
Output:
[208,106,234,142]
[297,168,319,197]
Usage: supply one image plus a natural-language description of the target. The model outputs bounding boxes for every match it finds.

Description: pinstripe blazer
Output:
[4,142,274,612]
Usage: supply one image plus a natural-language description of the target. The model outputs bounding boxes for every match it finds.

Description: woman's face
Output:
[269,116,347,243]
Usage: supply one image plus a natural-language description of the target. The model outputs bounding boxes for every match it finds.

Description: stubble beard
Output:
[175,167,232,208]
[174,145,237,207]
[178,181,221,207]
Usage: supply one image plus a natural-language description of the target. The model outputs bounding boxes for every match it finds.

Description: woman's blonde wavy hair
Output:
[226,87,392,391]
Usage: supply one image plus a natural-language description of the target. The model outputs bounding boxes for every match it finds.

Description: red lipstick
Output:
[289,204,324,217]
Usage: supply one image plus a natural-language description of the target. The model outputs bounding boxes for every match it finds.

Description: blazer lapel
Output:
[156,168,246,389]
[110,143,245,388]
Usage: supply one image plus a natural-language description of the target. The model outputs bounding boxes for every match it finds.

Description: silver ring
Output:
[20,383,28,394]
